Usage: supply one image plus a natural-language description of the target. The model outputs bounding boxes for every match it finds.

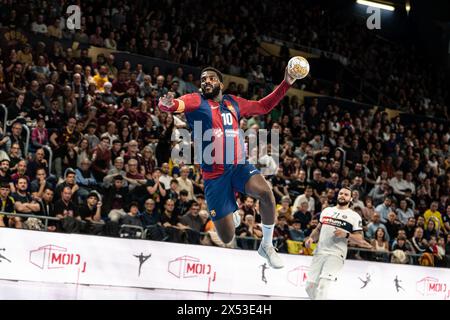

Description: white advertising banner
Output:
[0,228,449,299]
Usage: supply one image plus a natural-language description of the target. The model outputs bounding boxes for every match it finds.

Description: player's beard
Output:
[337,198,350,206]
[202,83,221,99]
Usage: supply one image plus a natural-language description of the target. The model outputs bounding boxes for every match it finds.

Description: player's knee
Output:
[219,234,234,244]
[253,188,274,204]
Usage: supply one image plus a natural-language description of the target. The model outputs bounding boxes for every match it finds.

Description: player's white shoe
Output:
[232,210,241,228]
[258,243,284,269]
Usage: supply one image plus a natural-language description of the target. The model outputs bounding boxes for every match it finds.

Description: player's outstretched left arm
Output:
[158,92,201,114]
[231,67,296,117]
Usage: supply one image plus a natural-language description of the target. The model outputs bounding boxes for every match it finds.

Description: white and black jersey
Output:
[315,206,363,259]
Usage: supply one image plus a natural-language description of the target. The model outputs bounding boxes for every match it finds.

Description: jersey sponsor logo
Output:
[321,216,353,233]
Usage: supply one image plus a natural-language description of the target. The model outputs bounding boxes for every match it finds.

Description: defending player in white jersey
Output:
[304,187,372,300]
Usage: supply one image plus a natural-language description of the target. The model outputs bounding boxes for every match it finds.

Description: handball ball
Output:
[287,56,310,79]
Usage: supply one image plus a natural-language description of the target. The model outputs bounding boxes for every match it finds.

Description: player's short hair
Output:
[340,186,353,193]
[200,66,223,82]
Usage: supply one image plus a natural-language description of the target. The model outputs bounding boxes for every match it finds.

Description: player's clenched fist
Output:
[159,92,175,107]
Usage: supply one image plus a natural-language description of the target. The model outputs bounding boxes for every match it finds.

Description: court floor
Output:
[0,279,304,300]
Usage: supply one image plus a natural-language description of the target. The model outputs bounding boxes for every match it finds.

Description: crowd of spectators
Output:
[1,0,448,119]
[0,0,449,268]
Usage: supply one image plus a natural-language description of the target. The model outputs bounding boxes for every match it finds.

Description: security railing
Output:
[1,212,447,268]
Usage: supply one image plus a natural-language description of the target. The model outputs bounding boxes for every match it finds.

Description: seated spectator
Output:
[30,167,53,200]
[293,201,312,232]
[0,182,16,228]
[396,199,414,226]
[54,186,81,233]
[366,212,390,242]
[423,218,440,241]
[411,227,428,254]
[423,202,445,232]
[167,179,180,201]
[375,197,393,224]
[289,219,305,242]
[293,186,315,213]
[392,234,414,254]
[120,201,144,238]
[370,227,389,262]
[75,159,98,201]
[78,191,104,235]
[12,177,41,229]
[91,135,112,182]
[179,201,203,244]
[384,211,400,244]
[276,195,293,222]
[103,174,128,222]
[273,215,290,252]
[140,198,160,228]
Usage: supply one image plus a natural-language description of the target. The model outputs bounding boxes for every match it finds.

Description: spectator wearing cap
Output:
[78,191,104,234]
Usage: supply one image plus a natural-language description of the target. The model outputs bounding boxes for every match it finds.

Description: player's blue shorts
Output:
[204,163,260,221]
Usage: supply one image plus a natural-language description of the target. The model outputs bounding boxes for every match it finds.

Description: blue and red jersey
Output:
[159,80,291,179]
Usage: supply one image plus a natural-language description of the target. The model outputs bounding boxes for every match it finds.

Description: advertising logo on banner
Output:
[416,276,448,298]
[0,248,11,263]
[168,255,216,290]
[287,265,309,287]
[29,244,87,273]
[358,273,371,289]
[133,252,152,277]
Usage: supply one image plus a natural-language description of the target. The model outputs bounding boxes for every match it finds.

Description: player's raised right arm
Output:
[158,92,201,113]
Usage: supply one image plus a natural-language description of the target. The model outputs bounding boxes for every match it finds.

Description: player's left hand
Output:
[334,228,348,238]
[284,67,296,85]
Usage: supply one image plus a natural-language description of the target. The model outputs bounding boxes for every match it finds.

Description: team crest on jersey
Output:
[224,101,236,117]
[210,210,216,217]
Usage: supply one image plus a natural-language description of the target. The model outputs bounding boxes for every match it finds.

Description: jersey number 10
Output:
[221,113,233,125]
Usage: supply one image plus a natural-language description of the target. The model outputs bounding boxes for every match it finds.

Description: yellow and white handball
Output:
[287,56,310,79]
